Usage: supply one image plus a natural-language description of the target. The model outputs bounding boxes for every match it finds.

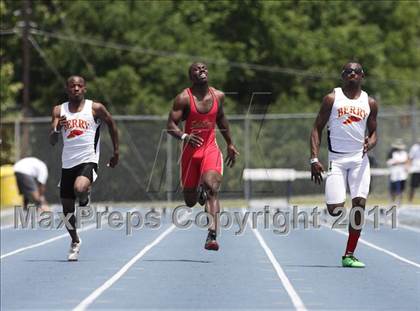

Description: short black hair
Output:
[342,61,363,71]
[66,75,85,86]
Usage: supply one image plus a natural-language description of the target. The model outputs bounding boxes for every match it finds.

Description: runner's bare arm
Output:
[49,105,66,146]
[167,92,188,139]
[167,92,203,147]
[93,102,119,167]
[363,97,378,154]
[310,93,334,184]
[215,90,239,168]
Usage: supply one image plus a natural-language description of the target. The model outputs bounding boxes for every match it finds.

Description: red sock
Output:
[345,231,361,255]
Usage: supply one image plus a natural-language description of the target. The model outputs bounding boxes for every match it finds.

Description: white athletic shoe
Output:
[67,239,82,261]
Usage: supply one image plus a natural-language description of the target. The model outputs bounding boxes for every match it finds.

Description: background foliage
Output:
[0,0,419,201]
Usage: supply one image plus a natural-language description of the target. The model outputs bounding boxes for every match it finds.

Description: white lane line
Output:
[364,216,420,234]
[323,224,420,268]
[0,223,97,260]
[72,224,177,311]
[1,207,139,258]
[1,205,59,230]
[0,205,113,230]
[1,223,97,259]
[1,204,64,217]
[245,210,307,311]
[387,221,420,233]
[395,224,420,233]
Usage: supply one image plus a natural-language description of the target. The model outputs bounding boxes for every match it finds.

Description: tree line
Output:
[1,0,419,119]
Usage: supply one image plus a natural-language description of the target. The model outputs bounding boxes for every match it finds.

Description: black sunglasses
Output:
[342,68,364,75]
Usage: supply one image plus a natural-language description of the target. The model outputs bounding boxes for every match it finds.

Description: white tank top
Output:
[60,99,101,168]
[327,87,370,154]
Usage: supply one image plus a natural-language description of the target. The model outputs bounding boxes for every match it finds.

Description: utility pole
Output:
[22,0,31,118]
[20,0,31,158]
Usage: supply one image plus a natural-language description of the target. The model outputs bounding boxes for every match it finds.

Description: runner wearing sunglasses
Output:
[309,62,379,268]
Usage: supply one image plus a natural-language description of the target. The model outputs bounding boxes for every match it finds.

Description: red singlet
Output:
[181,87,223,189]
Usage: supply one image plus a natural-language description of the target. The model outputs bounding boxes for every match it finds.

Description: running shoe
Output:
[68,239,82,261]
[204,230,219,251]
[342,255,365,268]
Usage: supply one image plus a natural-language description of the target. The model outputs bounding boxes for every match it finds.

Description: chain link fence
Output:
[1,107,418,203]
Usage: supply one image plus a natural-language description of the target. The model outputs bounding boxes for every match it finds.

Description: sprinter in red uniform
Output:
[167,62,239,251]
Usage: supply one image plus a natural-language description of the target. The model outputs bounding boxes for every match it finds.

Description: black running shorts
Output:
[390,180,406,194]
[60,162,98,199]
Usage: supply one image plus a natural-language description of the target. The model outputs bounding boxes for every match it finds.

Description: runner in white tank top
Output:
[327,87,370,154]
[60,99,101,169]
[49,75,119,261]
[310,62,379,268]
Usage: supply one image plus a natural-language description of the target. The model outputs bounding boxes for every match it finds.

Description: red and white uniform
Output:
[60,100,101,169]
[325,88,371,204]
[181,88,223,188]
